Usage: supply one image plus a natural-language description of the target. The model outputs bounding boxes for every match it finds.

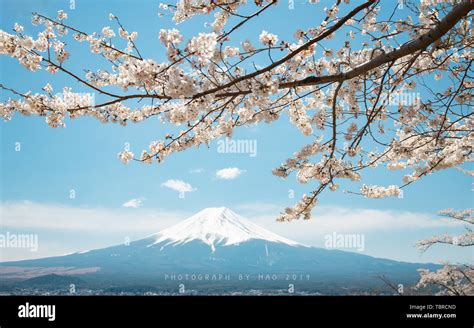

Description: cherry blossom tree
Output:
[416,263,474,295]
[415,169,473,295]
[0,0,472,220]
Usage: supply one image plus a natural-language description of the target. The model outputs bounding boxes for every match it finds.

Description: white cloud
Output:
[0,200,188,233]
[3,201,459,235]
[0,201,191,261]
[216,167,245,180]
[246,204,464,242]
[161,179,196,193]
[189,168,204,174]
[122,198,143,208]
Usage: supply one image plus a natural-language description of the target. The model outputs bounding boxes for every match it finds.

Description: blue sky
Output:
[0,0,472,264]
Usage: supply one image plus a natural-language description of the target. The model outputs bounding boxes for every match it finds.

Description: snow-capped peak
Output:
[150,207,302,251]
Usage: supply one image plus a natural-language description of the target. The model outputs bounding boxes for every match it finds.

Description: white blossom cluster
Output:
[417,231,474,251]
[416,265,474,295]
[118,150,134,164]
[165,0,246,25]
[0,87,95,127]
[187,32,217,60]
[438,208,473,223]
[259,30,278,46]
[360,184,402,199]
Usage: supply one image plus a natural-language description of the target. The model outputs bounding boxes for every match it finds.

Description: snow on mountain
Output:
[150,207,303,251]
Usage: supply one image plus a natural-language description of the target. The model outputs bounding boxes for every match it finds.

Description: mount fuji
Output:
[150,207,302,251]
[0,207,439,294]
